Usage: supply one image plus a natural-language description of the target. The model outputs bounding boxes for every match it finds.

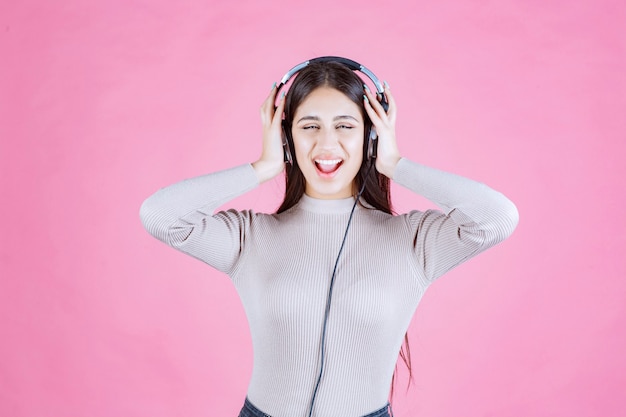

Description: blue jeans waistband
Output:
[238,397,392,417]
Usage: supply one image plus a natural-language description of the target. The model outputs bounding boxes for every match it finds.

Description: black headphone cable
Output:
[307,161,374,417]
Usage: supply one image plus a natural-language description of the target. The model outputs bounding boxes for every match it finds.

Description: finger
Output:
[272,92,286,126]
[364,85,388,119]
[364,85,387,121]
[269,82,278,98]
[363,93,384,127]
[261,83,279,122]
[383,82,397,122]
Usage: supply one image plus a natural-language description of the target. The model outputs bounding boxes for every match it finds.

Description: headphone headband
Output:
[277,56,388,111]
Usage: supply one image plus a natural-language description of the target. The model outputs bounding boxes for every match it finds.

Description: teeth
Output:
[315,159,342,165]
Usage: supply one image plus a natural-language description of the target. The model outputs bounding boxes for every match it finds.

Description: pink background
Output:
[1,1,625,416]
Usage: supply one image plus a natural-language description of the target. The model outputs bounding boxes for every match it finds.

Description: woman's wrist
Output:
[252,159,284,183]
[376,155,402,179]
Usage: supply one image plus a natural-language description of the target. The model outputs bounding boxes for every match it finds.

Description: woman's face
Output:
[291,87,364,200]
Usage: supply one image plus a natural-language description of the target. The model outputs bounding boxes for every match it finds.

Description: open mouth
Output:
[314,158,343,175]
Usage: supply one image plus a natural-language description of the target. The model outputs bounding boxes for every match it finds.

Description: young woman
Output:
[140,59,519,417]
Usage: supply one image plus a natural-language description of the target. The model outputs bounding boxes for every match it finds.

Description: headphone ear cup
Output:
[282,121,293,164]
[367,127,378,160]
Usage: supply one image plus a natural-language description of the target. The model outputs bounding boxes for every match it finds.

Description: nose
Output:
[317,128,339,150]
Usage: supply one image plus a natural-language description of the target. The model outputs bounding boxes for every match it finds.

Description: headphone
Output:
[276,56,389,165]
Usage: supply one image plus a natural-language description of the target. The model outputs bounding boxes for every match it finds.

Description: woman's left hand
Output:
[363,83,401,179]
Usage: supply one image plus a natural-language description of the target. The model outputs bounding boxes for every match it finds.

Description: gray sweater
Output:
[140,158,519,417]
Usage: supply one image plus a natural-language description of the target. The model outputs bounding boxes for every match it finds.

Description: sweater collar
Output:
[297,194,358,214]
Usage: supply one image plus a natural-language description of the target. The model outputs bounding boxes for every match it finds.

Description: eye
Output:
[302,125,319,130]
[337,124,353,130]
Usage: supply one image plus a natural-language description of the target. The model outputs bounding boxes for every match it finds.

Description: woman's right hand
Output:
[252,84,287,183]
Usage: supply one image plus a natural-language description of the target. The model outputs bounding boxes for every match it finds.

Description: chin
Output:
[300,162,360,199]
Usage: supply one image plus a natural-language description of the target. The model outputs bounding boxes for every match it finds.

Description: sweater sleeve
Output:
[139,164,259,273]
[393,158,519,282]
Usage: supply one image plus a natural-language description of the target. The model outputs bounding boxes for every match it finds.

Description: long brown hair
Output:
[275,60,413,396]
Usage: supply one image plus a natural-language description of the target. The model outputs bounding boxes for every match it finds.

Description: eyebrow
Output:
[296,115,360,124]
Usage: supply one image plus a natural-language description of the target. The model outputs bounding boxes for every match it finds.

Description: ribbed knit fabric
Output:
[140,158,519,417]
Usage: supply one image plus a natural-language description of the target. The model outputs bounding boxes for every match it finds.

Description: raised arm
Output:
[364,82,518,282]
[139,85,288,272]
[396,158,519,281]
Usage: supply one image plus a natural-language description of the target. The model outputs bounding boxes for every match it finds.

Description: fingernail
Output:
[363,84,370,92]
[281,91,286,99]
[271,82,277,90]
[384,80,390,89]
[363,94,369,103]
